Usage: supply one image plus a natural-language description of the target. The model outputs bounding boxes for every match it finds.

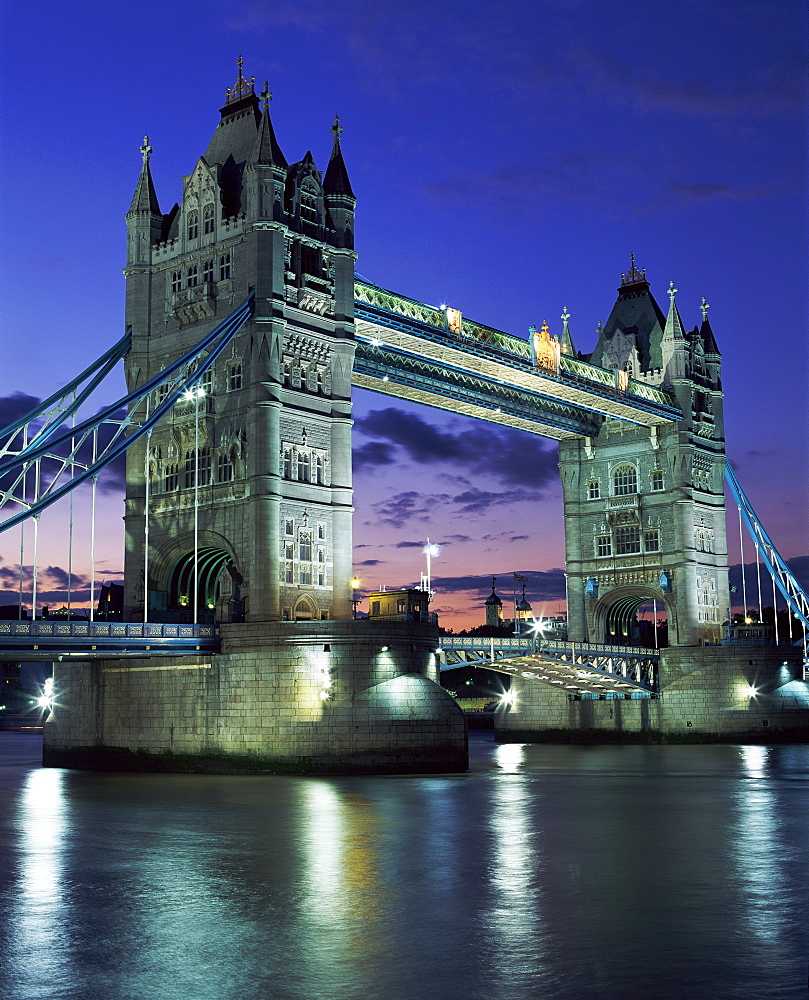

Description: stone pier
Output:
[495,645,809,743]
[43,620,468,774]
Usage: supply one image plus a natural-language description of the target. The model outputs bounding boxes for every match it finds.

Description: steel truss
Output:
[725,460,809,632]
[0,294,254,533]
[439,637,658,696]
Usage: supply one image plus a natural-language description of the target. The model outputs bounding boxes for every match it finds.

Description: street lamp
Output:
[350,577,360,619]
[421,539,441,597]
[183,385,206,625]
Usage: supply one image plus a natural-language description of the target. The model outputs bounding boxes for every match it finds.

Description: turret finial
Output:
[668,280,678,306]
[225,55,255,105]
[260,82,272,112]
[561,306,570,330]
[140,136,152,164]
[700,296,710,322]
[331,114,343,140]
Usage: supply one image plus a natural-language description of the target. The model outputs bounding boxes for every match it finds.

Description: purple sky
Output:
[0,0,806,628]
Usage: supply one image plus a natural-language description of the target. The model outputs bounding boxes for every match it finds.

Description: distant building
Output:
[367,588,433,623]
[485,578,503,627]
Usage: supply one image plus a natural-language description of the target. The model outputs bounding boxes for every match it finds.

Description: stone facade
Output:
[43,621,468,774]
[559,264,728,647]
[123,66,356,623]
[495,646,808,742]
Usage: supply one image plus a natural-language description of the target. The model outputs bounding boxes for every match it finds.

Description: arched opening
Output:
[292,594,319,621]
[167,547,235,621]
[604,594,668,648]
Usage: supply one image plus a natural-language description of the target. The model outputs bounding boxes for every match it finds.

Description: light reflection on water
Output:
[0,734,808,1000]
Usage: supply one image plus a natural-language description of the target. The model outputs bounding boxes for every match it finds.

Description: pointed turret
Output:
[661,280,691,383]
[699,296,720,356]
[485,577,503,627]
[324,116,355,198]
[560,306,576,356]
[249,83,287,168]
[128,136,161,216]
[324,116,356,250]
[126,137,163,265]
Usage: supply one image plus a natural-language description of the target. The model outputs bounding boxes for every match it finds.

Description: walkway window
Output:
[615,525,641,554]
[217,453,233,483]
[297,452,310,482]
[187,210,198,240]
[164,464,178,492]
[597,535,611,557]
[198,447,211,486]
[644,529,660,552]
[613,464,637,496]
[228,362,242,391]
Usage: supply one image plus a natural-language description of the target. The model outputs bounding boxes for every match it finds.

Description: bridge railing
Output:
[440,636,658,658]
[0,621,218,640]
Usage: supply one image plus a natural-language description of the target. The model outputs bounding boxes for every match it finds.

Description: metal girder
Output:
[353,341,599,438]
[439,637,659,695]
[725,460,809,632]
[353,280,682,432]
[0,619,220,660]
[0,294,254,532]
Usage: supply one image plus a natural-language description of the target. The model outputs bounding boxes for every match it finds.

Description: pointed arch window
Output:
[187,210,199,240]
[297,451,310,482]
[164,464,179,492]
[202,259,214,284]
[651,470,664,491]
[301,191,318,223]
[217,453,234,483]
[227,362,242,391]
[314,455,324,485]
[587,480,600,500]
[203,203,215,235]
[613,464,638,496]
[219,252,231,280]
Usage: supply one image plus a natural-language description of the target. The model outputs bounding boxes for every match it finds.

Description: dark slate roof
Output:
[250,105,287,168]
[204,93,262,168]
[590,274,667,373]
[485,588,503,606]
[324,136,355,198]
[700,317,721,356]
[128,161,160,215]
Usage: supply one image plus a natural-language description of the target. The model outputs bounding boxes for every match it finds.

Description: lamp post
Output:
[183,385,205,626]
[350,577,360,619]
[422,539,440,598]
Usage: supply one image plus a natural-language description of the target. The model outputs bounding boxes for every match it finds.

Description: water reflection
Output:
[11,768,69,997]
[493,742,526,773]
[732,746,789,945]
[482,770,543,995]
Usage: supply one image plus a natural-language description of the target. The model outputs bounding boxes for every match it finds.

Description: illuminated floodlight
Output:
[500,691,516,707]
[744,684,758,698]
[380,645,389,653]
[371,337,382,347]
[36,677,54,711]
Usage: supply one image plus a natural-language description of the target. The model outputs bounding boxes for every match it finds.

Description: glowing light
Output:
[744,684,758,698]
[350,577,360,590]
[36,677,54,712]
[380,645,389,653]
[500,691,516,707]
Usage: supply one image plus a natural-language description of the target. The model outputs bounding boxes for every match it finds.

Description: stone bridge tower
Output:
[123,63,357,622]
[558,262,729,646]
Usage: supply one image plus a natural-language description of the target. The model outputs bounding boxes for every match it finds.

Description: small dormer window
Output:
[301,190,318,223]
[187,210,199,240]
[203,204,215,235]
[651,470,664,491]
[219,253,231,280]
[588,481,600,500]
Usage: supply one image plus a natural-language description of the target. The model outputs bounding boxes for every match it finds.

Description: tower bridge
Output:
[1,63,806,765]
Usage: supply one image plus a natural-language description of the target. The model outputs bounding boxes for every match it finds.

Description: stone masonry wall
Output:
[43,620,468,774]
[495,645,808,743]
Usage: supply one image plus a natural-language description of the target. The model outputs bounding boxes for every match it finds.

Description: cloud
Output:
[357,559,383,567]
[668,182,769,203]
[355,407,558,489]
[371,490,438,528]
[432,569,567,603]
[395,540,428,549]
[353,441,397,472]
[729,556,809,601]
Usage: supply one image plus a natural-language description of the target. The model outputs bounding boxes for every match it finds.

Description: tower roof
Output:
[589,256,666,372]
[663,281,687,341]
[249,83,287,168]
[127,137,161,216]
[204,58,262,168]
[699,297,721,355]
[485,577,502,606]
[323,116,355,198]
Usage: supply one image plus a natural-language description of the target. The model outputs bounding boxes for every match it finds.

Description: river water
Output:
[1,732,807,1000]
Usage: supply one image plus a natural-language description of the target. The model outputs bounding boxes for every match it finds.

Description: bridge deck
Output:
[0,621,219,659]
[439,637,659,695]
[354,280,682,439]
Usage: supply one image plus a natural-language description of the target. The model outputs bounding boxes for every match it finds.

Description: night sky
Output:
[0,0,806,628]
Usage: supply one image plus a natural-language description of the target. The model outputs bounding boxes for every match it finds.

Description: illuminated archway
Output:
[168,547,234,616]
[603,593,668,648]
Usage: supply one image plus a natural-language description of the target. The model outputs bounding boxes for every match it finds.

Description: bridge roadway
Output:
[0,621,659,697]
[0,620,218,660]
[438,636,659,697]
[353,280,682,440]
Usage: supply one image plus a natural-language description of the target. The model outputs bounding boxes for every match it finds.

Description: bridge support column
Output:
[43,621,468,774]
